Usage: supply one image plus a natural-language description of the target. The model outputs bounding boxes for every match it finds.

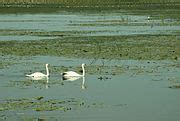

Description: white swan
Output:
[62,63,85,77]
[26,64,49,78]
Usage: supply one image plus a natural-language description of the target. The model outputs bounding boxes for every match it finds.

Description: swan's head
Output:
[82,63,86,67]
[46,64,49,67]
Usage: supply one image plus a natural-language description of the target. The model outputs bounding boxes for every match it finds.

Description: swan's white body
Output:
[62,63,85,77]
[26,64,49,78]
[27,75,49,81]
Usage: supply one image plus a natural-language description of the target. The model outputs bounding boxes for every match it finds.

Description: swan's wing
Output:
[26,72,46,77]
[27,76,47,81]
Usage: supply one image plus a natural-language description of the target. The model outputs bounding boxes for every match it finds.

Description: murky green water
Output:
[0,8,180,121]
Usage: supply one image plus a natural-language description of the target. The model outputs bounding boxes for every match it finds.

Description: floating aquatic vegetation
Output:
[0,97,114,112]
[0,35,179,60]
[7,79,64,89]
[0,97,82,112]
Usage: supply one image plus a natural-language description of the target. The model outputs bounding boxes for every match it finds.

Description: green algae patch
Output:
[0,97,80,112]
[0,35,179,60]
[0,97,109,112]
[8,79,63,89]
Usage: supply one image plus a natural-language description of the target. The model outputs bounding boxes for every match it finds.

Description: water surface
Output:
[0,9,179,41]
[0,8,180,121]
[0,56,180,121]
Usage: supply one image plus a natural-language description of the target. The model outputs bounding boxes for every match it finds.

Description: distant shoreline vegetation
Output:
[0,0,179,8]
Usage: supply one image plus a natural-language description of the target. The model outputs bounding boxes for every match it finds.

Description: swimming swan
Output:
[62,63,85,77]
[26,64,49,78]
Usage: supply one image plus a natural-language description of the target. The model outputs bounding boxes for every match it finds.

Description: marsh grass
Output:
[0,35,179,60]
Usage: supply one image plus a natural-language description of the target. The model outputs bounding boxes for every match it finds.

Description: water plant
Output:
[0,35,179,60]
[0,97,81,112]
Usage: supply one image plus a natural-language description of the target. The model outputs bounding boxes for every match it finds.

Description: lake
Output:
[0,7,180,121]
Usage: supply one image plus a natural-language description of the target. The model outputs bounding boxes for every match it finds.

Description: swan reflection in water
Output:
[62,76,86,90]
[26,76,49,89]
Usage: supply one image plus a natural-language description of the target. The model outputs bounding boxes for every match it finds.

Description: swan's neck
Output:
[82,65,85,76]
[46,65,49,77]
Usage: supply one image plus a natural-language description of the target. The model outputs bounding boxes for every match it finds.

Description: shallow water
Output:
[0,8,180,121]
[0,9,179,41]
[0,56,180,121]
